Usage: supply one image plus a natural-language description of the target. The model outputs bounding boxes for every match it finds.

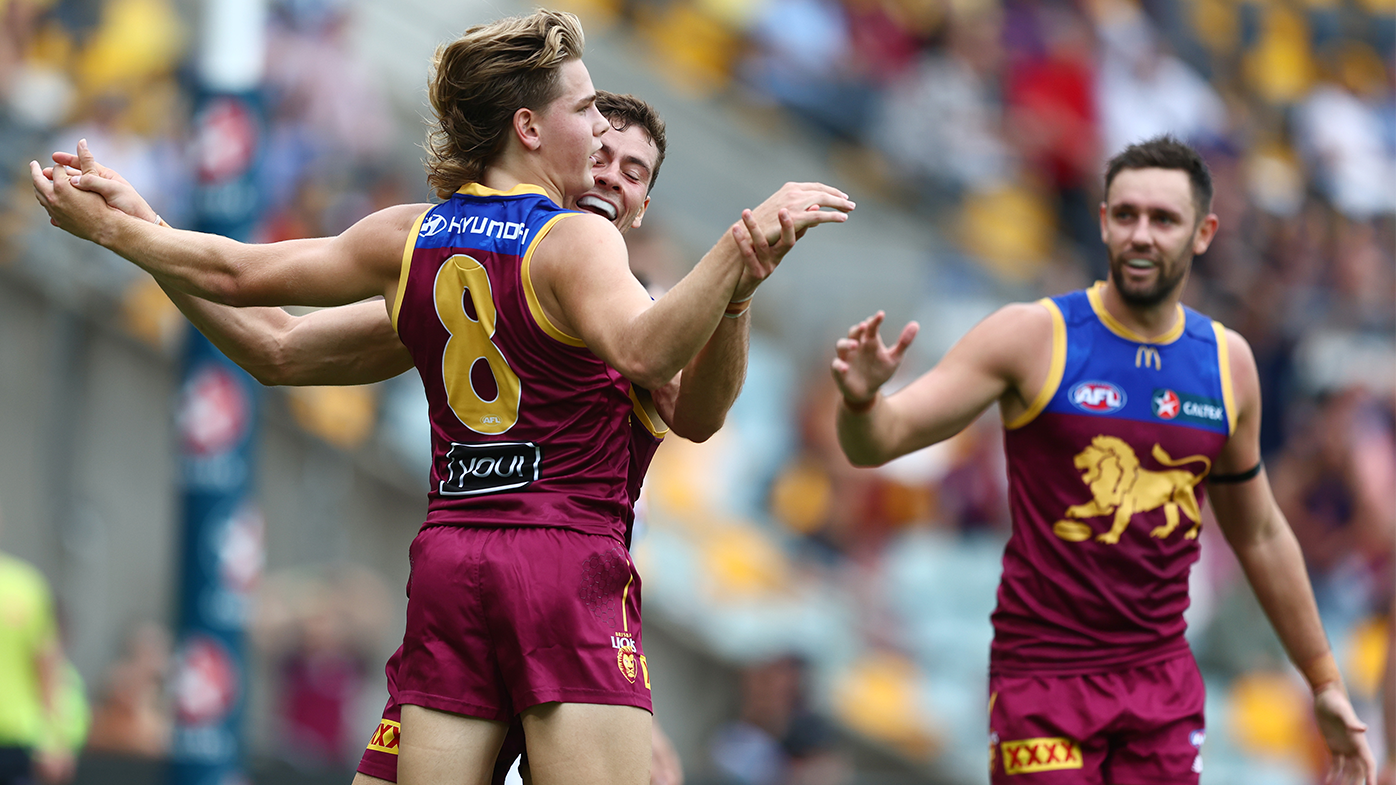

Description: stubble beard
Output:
[1109,247,1190,308]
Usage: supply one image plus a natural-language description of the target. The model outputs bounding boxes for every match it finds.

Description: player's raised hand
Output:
[749,181,854,242]
[831,311,918,407]
[729,207,796,302]
[1314,684,1377,785]
[45,139,160,225]
[30,140,129,245]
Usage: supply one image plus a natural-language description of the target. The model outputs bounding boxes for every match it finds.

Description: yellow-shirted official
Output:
[0,550,85,785]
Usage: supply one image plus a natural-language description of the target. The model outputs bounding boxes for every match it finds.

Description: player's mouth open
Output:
[577,195,618,221]
[1124,258,1156,270]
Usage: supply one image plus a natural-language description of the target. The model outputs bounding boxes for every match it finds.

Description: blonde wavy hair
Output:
[425,10,586,199]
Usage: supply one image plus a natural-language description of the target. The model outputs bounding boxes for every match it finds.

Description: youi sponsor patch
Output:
[1151,389,1225,427]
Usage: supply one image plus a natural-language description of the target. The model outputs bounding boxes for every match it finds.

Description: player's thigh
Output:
[398,704,510,785]
[1102,658,1205,785]
[519,702,651,785]
[990,676,1105,785]
[351,775,393,785]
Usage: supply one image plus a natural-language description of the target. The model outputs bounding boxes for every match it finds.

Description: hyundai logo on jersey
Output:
[1070,381,1127,414]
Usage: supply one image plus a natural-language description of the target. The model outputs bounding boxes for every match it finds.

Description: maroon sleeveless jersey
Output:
[991,284,1236,675]
[391,184,667,541]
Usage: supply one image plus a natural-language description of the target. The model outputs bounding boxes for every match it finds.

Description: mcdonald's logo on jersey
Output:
[1135,345,1162,370]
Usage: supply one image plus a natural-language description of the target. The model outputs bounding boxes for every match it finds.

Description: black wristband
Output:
[1208,461,1262,484]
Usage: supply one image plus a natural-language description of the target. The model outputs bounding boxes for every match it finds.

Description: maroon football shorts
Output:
[988,654,1206,784]
[358,525,652,782]
[357,668,525,785]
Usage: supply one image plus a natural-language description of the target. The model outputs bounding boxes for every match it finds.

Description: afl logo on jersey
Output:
[1152,389,1181,419]
[1070,381,1127,414]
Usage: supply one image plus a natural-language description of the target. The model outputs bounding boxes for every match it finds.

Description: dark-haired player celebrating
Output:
[33,10,852,785]
[831,136,1375,784]
[43,86,834,785]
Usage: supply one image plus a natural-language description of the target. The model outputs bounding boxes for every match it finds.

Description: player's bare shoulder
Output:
[958,300,1059,418]
[969,300,1057,372]
[1219,323,1261,414]
[529,209,627,281]
[339,202,436,276]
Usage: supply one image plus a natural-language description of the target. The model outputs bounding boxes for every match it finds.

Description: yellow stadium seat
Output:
[287,386,377,450]
[832,652,941,761]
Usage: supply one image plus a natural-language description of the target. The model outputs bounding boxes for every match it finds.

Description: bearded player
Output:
[831,136,1375,784]
[33,11,852,785]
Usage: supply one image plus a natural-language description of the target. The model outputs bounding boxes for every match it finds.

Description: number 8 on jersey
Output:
[434,254,522,434]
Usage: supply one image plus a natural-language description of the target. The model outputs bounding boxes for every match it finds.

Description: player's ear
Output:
[514,107,542,152]
[1098,201,1109,242]
[1193,213,1219,255]
[630,196,650,229]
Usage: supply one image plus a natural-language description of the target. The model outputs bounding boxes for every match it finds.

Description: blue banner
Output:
[169,89,265,785]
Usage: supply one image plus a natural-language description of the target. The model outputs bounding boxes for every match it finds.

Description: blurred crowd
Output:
[0,0,1392,782]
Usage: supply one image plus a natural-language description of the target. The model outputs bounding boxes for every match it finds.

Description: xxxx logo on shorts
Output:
[1000,736,1082,774]
[366,719,400,755]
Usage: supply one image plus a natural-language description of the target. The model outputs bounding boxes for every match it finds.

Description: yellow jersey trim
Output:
[1212,320,1237,436]
[456,182,550,198]
[391,209,431,332]
[1005,298,1066,430]
[1087,281,1185,345]
[629,387,670,439]
[521,213,586,347]
[620,560,634,633]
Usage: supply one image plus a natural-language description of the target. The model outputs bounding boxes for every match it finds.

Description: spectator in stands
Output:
[872,9,1014,203]
[709,655,848,785]
[1093,4,1227,158]
[86,622,172,758]
[252,565,391,771]
[1271,388,1396,646]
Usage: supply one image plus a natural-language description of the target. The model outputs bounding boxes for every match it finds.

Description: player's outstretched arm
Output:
[536,198,827,391]
[1209,329,1377,785]
[157,287,412,386]
[32,142,417,308]
[48,146,413,387]
[644,186,855,438]
[834,303,1045,467]
[648,210,780,440]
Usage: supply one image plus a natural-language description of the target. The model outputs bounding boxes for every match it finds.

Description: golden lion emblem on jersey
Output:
[1051,436,1211,544]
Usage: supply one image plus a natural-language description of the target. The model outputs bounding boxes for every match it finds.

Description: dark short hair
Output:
[1104,135,1213,220]
[595,91,666,191]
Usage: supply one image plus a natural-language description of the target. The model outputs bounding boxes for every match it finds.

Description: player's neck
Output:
[1098,279,1184,339]
[481,154,568,208]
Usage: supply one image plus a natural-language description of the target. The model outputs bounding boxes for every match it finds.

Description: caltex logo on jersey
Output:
[1070,381,1127,414]
[1152,389,1181,420]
